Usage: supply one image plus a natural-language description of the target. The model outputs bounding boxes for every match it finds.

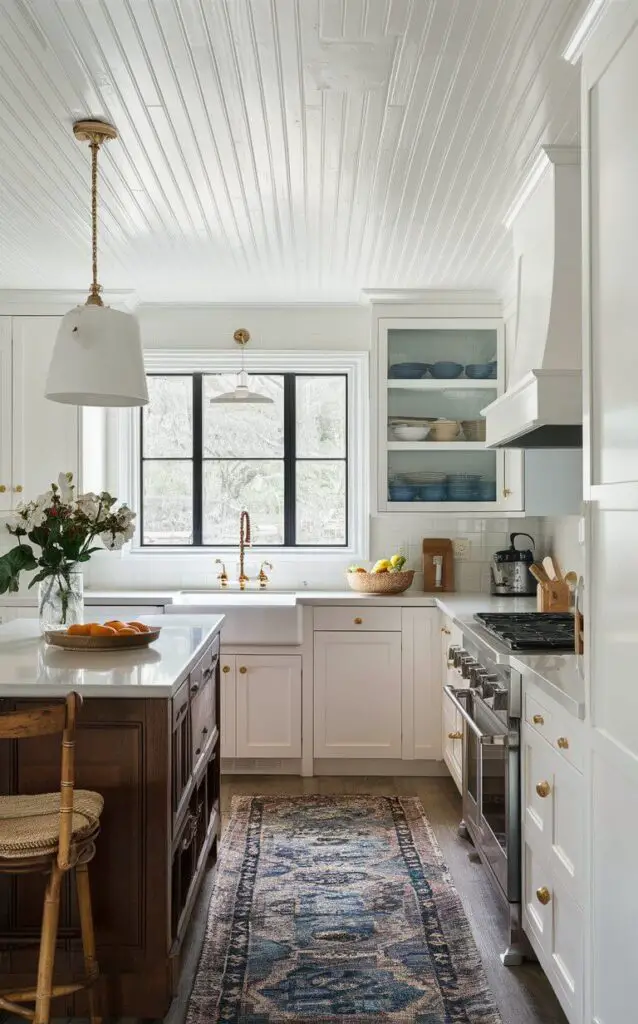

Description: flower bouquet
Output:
[0,473,136,630]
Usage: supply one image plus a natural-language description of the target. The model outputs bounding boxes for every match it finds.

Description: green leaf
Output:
[0,545,38,594]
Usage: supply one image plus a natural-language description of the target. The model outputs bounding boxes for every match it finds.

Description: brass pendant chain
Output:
[87,137,103,306]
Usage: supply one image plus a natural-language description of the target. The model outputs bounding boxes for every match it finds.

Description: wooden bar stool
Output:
[0,692,104,1024]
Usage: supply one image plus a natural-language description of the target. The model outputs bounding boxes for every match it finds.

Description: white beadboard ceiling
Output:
[0,0,586,302]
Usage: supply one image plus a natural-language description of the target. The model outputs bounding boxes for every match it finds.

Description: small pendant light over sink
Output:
[45,120,148,407]
[210,329,273,405]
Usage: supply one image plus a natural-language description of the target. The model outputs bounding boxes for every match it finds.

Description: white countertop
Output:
[0,615,223,698]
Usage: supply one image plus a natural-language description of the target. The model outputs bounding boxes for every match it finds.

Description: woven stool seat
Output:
[0,790,103,860]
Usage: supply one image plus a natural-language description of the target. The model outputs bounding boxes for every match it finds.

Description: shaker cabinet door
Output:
[314,631,402,758]
[235,655,301,758]
[0,319,11,511]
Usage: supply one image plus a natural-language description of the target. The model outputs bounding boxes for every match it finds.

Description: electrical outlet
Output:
[452,538,471,561]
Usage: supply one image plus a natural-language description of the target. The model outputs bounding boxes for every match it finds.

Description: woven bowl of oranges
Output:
[44,620,161,651]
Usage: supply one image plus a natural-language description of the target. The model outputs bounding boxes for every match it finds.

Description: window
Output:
[140,373,348,547]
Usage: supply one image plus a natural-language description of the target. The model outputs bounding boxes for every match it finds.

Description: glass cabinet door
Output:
[378,319,505,509]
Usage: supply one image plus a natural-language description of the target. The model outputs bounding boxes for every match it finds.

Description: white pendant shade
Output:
[209,369,273,405]
[45,304,148,407]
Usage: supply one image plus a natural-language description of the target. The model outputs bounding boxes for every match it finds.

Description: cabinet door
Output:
[442,693,463,794]
[220,656,236,758]
[12,317,78,504]
[235,655,301,758]
[314,631,402,758]
[0,318,11,511]
[402,608,440,759]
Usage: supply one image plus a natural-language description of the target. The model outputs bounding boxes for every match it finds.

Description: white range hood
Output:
[484,146,582,448]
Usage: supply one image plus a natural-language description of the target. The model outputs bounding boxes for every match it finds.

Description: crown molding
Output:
[0,289,139,316]
[562,0,610,63]
[360,288,501,305]
[503,145,580,230]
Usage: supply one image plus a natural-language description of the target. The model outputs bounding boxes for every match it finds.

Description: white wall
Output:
[77,301,543,594]
[539,514,584,577]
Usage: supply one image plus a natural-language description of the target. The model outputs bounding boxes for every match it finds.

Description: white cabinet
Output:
[581,10,638,1024]
[314,630,402,758]
[401,608,441,760]
[0,317,78,511]
[440,614,463,793]
[521,681,585,1024]
[220,653,302,760]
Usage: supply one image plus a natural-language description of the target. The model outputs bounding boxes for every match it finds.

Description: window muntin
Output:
[140,372,348,547]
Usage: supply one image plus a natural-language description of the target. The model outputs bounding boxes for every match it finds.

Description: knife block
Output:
[536,580,570,612]
[422,539,454,592]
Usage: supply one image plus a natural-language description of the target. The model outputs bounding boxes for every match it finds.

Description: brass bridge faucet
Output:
[239,510,251,590]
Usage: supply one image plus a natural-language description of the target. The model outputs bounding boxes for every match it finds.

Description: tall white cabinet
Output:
[0,316,78,510]
[582,6,638,1023]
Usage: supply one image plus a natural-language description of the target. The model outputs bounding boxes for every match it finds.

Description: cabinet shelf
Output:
[387,441,487,451]
[387,378,496,390]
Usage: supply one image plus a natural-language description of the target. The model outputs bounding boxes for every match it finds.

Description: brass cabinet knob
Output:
[222,665,230,674]
[536,780,551,798]
[0,484,5,493]
[441,626,451,635]
[239,666,247,674]
[13,485,23,493]
[448,731,463,740]
[532,714,545,725]
[354,617,363,624]
[536,886,552,906]
[557,736,569,749]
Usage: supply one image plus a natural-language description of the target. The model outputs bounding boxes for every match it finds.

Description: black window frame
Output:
[139,371,349,548]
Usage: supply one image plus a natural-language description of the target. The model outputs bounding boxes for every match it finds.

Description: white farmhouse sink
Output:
[167,591,301,645]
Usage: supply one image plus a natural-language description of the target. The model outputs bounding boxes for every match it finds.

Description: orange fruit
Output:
[128,621,150,633]
[67,623,91,636]
[104,620,129,632]
[89,623,117,636]
[117,627,139,636]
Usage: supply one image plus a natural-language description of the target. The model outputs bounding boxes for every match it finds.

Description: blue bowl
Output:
[447,485,479,501]
[389,484,418,501]
[465,362,497,379]
[388,362,431,379]
[476,480,497,501]
[430,361,463,379]
[419,483,447,501]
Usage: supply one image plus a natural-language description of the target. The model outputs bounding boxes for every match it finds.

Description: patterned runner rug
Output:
[187,795,502,1023]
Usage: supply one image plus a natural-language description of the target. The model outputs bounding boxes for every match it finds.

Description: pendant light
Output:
[45,120,148,407]
[209,329,274,405]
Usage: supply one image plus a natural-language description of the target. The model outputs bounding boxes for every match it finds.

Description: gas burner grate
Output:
[474,612,575,651]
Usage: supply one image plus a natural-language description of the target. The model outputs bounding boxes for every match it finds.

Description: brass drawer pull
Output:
[0,485,6,493]
[532,714,545,725]
[448,731,462,740]
[354,617,363,624]
[441,626,451,635]
[557,736,569,750]
[536,781,551,798]
[239,666,247,674]
[13,485,23,493]
[222,665,230,674]
[536,886,551,906]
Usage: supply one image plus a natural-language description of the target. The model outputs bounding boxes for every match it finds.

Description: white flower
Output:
[57,472,74,504]
[76,492,101,521]
[17,493,52,532]
[100,530,126,551]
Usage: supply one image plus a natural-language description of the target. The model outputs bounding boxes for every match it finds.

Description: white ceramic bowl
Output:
[392,424,431,441]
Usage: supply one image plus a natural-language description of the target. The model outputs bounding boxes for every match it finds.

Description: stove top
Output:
[474,612,575,652]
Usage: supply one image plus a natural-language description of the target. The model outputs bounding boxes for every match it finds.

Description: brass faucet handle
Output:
[258,561,273,589]
[215,558,229,587]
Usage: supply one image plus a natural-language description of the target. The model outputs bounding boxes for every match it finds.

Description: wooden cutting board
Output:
[422,539,455,592]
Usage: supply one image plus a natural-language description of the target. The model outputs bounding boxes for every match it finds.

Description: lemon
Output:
[372,559,392,573]
[390,553,405,568]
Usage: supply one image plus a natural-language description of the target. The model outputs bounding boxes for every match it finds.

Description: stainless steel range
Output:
[444,612,574,967]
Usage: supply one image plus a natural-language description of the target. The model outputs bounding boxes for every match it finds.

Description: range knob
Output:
[452,649,467,669]
[492,688,509,711]
[461,657,478,679]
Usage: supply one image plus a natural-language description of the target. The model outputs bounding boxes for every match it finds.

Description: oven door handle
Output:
[443,685,504,744]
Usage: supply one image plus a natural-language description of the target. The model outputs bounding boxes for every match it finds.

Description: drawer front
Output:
[191,644,219,768]
[523,839,553,957]
[550,712,584,773]
[313,606,402,632]
[524,690,553,740]
[522,726,555,850]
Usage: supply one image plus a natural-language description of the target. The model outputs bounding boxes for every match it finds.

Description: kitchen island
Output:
[0,614,223,1019]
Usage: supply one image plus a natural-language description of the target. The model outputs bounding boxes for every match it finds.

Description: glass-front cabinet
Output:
[378,318,519,512]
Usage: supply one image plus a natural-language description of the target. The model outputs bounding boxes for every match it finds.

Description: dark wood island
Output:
[0,614,223,1019]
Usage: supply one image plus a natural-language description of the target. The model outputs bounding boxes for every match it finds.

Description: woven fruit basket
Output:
[346,569,415,595]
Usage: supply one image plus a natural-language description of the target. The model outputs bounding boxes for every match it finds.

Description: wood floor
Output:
[216,775,568,1024]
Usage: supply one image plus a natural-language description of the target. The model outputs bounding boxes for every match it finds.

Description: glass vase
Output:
[38,571,84,633]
